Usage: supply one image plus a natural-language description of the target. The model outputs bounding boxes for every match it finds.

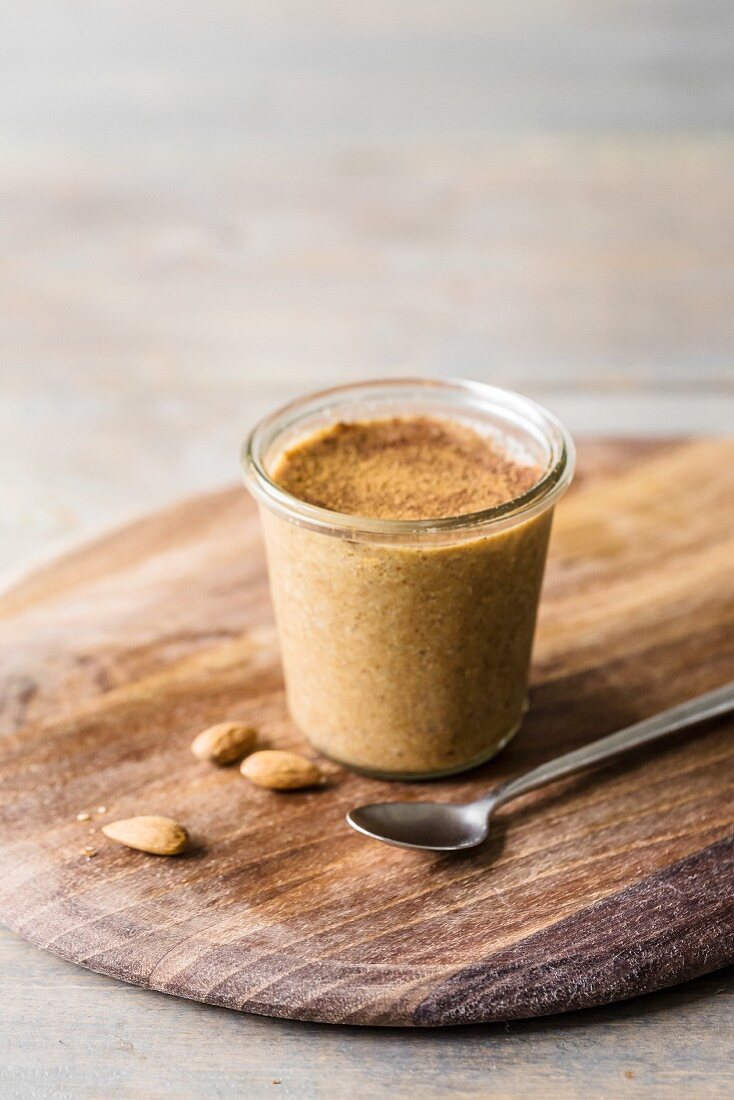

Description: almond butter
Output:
[191,721,257,765]
[101,815,189,855]
[240,750,324,790]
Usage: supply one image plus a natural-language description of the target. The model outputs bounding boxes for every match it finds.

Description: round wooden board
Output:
[0,439,732,1027]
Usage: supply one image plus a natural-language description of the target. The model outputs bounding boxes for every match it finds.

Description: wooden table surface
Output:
[2,1,733,1095]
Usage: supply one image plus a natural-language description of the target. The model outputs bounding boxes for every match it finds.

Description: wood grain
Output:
[0,440,732,1027]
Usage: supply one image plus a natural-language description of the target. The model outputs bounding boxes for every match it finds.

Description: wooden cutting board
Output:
[0,439,732,1027]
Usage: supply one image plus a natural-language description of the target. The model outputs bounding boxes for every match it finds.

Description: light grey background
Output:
[2,0,734,581]
[2,2,733,1096]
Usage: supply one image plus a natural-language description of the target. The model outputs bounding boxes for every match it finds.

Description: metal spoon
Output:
[346,681,734,852]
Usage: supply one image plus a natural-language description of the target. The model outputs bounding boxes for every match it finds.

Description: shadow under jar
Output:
[243,379,574,780]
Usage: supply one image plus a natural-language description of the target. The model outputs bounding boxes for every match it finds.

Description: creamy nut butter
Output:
[243,380,574,779]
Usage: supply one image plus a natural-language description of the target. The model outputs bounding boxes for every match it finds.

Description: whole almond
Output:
[101,816,189,855]
[191,721,257,765]
[240,750,324,791]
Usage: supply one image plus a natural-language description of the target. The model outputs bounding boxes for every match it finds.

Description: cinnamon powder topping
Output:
[272,416,541,521]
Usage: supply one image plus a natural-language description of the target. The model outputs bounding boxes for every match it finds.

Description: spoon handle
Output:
[488,681,734,810]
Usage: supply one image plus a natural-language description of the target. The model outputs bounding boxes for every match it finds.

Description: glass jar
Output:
[243,378,574,779]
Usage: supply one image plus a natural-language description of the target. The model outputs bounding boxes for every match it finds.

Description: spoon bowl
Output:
[347,800,489,852]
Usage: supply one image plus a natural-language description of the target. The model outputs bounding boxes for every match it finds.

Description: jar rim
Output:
[241,378,575,539]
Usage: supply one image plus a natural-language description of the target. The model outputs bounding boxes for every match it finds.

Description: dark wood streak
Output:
[413,836,734,1026]
[0,440,732,1026]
